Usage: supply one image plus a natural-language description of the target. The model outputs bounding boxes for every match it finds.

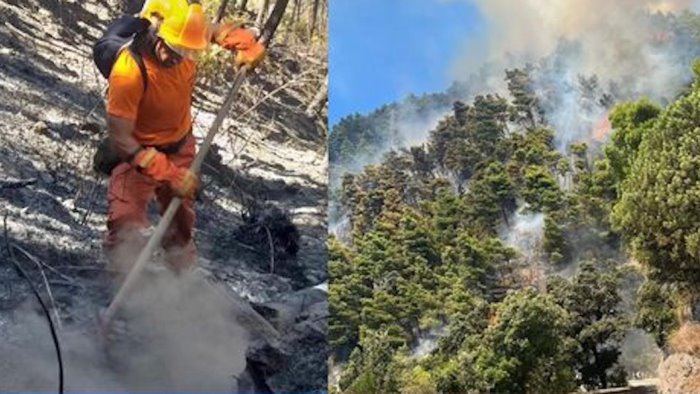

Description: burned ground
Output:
[0,0,328,391]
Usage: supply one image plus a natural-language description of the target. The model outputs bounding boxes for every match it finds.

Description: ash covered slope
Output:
[0,0,327,392]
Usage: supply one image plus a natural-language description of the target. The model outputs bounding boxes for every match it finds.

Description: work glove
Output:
[213,23,266,70]
[131,147,198,199]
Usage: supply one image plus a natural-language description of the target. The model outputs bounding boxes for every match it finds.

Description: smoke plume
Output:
[456,0,699,82]
[452,0,700,148]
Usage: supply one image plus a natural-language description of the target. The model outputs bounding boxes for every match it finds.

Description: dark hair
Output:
[131,24,157,57]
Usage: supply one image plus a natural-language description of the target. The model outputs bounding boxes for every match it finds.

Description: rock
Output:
[252,286,327,331]
[221,267,294,304]
[658,353,700,393]
[31,121,49,135]
[38,172,54,184]
[266,299,328,392]
[245,285,328,393]
[80,122,101,134]
[247,336,292,381]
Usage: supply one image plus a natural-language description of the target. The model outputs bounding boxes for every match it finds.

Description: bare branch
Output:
[0,178,37,190]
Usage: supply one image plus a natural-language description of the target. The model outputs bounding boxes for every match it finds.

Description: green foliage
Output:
[548,262,628,389]
[441,235,515,296]
[464,161,517,234]
[329,236,365,355]
[612,76,700,285]
[434,299,490,357]
[508,128,561,171]
[604,99,661,188]
[429,188,464,245]
[326,49,700,391]
[400,366,438,394]
[331,76,639,390]
[340,331,406,394]
[427,95,509,183]
[471,290,576,394]
[543,215,571,265]
[521,165,563,212]
[505,65,543,129]
[635,280,679,348]
[470,94,510,156]
[330,92,456,175]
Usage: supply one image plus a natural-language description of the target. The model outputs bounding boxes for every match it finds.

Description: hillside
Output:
[329,9,700,394]
[0,0,328,391]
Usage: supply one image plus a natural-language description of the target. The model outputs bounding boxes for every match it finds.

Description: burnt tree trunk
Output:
[255,0,270,27]
[305,77,327,117]
[308,0,320,39]
[260,0,288,44]
[292,0,301,27]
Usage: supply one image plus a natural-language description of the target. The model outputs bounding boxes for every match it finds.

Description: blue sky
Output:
[329,0,484,126]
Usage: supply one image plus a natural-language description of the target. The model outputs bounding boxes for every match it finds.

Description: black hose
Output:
[3,217,64,394]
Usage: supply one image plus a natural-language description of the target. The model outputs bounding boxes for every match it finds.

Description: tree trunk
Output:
[501,206,509,227]
[321,0,328,34]
[305,77,328,118]
[240,0,248,11]
[260,0,288,44]
[255,0,270,27]
[214,0,232,22]
[291,0,300,27]
[308,0,319,39]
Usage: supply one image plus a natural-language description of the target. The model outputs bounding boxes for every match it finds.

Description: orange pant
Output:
[105,133,197,273]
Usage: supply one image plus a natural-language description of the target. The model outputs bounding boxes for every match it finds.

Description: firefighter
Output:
[104,0,264,274]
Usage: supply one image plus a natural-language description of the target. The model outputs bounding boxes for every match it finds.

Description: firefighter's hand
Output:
[131,148,198,199]
[213,23,266,70]
[167,167,198,199]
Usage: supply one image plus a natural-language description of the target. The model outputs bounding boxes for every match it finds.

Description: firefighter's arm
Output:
[107,115,141,160]
[210,22,265,69]
[106,115,197,198]
[107,50,146,161]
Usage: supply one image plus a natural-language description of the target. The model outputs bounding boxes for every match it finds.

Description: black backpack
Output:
[91,14,150,176]
[93,14,150,90]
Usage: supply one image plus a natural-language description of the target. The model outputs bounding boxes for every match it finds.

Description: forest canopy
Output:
[329,11,700,393]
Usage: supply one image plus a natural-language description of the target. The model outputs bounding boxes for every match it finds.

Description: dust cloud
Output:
[0,268,249,391]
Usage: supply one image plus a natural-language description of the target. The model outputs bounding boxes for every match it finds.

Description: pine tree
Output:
[548,262,628,389]
[613,62,700,286]
[505,65,542,129]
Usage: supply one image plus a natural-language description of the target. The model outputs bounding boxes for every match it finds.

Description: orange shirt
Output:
[107,49,196,146]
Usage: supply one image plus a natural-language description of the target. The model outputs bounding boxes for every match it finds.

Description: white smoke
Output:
[390,106,450,149]
[502,210,544,255]
[619,329,664,378]
[501,210,546,289]
[412,325,447,358]
[332,102,449,181]
[454,0,699,81]
[451,0,700,148]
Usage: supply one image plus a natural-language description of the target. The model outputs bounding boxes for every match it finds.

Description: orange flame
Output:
[650,31,673,45]
[592,114,611,141]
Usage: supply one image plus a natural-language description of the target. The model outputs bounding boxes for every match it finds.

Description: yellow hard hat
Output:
[140,0,173,21]
[141,0,210,51]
